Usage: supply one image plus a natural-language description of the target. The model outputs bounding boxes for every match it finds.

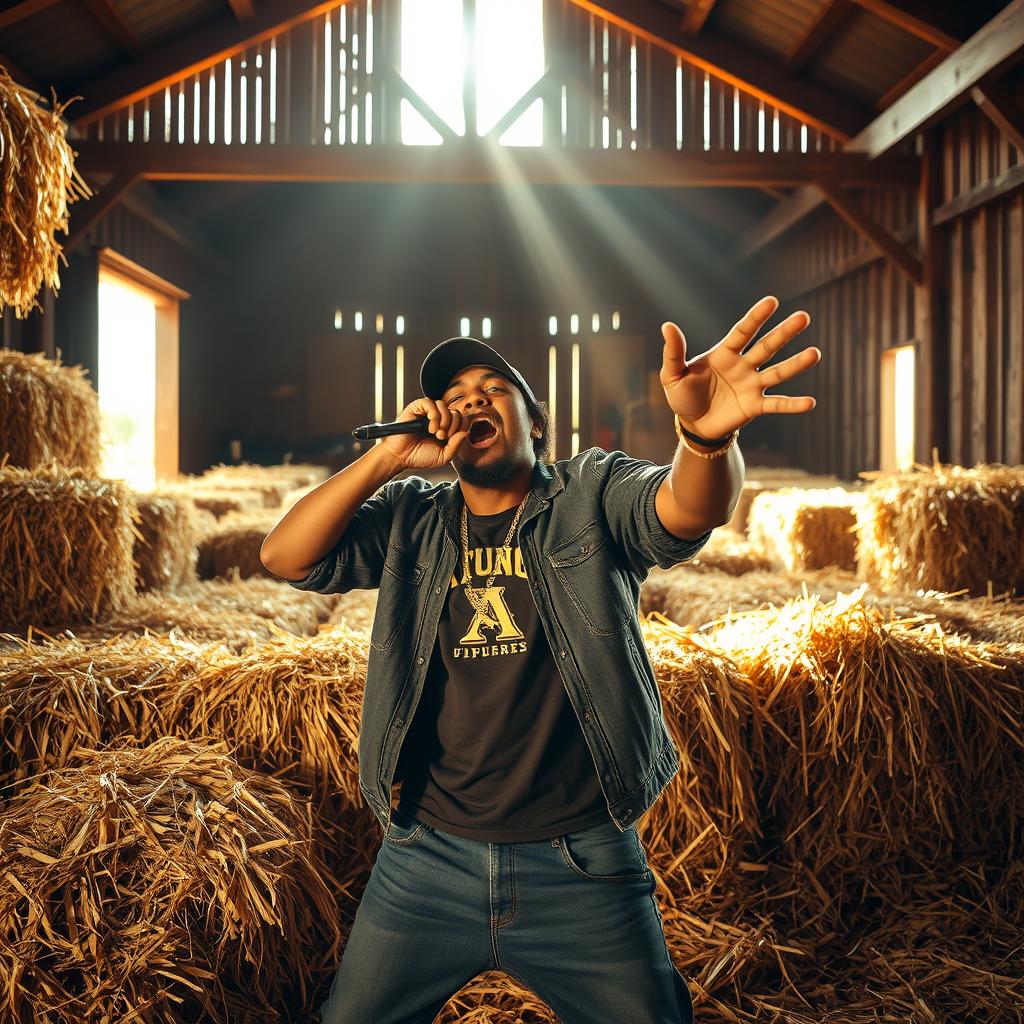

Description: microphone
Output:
[352,415,431,440]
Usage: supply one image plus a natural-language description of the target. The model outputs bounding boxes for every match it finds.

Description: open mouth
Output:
[467,418,499,448]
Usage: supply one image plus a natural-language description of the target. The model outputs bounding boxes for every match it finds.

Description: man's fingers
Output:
[720,295,779,354]
[744,311,812,368]
[660,322,687,379]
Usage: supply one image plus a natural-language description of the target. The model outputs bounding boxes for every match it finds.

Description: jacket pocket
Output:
[370,542,425,652]
[547,520,630,636]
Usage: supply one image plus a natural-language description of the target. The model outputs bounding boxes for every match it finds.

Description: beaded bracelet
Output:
[674,414,739,459]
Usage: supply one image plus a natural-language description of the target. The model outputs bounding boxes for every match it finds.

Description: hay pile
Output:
[22,572,338,650]
[725,471,843,535]
[201,461,328,491]
[198,508,283,580]
[324,587,378,637]
[642,562,1024,645]
[747,486,864,571]
[0,350,102,472]
[0,460,138,630]
[858,458,1024,597]
[0,67,90,317]
[131,490,203,591]
[0,737,340,1023]
[676,526,777,575]
[176,471,291,508]
[153,480,267,518]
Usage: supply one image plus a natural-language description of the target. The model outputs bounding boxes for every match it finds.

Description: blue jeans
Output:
[317,808,695,1023]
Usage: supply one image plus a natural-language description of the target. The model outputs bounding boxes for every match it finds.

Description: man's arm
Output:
[654,434,744,540]
[260,443,401,581]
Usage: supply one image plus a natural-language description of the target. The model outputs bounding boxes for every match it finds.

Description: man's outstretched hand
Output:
[660,295,821,441]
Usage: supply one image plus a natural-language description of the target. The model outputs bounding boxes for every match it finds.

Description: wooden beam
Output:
[70,0,340,124]
[569,0,870,139]
[817,181,923,285]
[71,140,920,186]
[63,172,139,251]
[80,0,142,54]
[485,68,555,142]
[873,48,946,111]
[681,0,717,36]
[932,159,1024,225]
[384,65,459,143]
[972,80,1024,154]
[784,0,853,74]
[847,0,970,52]
[739,0,1024,258]
[226,0,255,19]
[0,0,60,31]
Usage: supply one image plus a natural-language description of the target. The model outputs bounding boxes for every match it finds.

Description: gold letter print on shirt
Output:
[450,548,528,643]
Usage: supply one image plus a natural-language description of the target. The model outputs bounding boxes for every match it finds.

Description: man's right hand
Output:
[379,397,468,471]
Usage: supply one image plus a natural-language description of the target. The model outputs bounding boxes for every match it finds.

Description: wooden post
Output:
[916,126,948,463]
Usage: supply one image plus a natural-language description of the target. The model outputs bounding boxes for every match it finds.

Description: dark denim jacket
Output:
[285,447,714,836]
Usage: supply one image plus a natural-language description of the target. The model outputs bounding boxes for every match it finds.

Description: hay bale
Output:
[0,350,101,473]
[642,563,1024,646]
[675,526,777,576]
[0,737,340,1023]
[725,473,845,535]
[706,590,1024,873]
[325,588,378,636]
[0,461,138,630]
[177,471,292,508]
[202,461,329,491]
[130,490,203,591]
[0,68,90,317]
[747,486,864,572]
[153,480,266,518]
[857,459,1024,597]
[197,508,282,580]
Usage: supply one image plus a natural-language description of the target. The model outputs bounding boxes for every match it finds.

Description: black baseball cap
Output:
[420,336,539,408]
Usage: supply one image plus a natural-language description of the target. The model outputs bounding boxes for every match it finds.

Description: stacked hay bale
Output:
[131,490,205,591]
[725,468,844,536]
[857,459,1024,597]
[746,486,865,572]
[198,508,285,580]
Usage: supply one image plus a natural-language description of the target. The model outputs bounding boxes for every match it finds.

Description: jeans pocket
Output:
[383,806,431,846]
[554,819,651,883]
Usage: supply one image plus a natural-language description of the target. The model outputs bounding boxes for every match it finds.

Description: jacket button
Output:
[559,649,566,657]
[580,544,588,553]
[584,711,591,722]
[395,716,404,726]
[416,656,424,665]
[434,587,441,594]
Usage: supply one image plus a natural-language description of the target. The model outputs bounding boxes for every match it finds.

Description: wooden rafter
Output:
[71,140,919,186]
[816,181,923,285]
[63,171,139,251]
[784,0,853,74]
[572,0,870,139]
[80,0,142,54]
[0,0,60,31]
[971,80,1024,154]
[70,0,339,124]
[847,0,970,52]
[873,48,946,110]
[680,0,717,36]
[226,0,256,19]
[739,0,1024,259]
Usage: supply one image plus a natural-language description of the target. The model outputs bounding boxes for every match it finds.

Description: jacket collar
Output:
[427,457,564,535]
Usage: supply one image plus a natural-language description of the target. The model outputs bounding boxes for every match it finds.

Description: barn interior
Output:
[2,0,1024,1021]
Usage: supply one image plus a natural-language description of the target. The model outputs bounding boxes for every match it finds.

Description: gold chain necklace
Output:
[460,493,529,620]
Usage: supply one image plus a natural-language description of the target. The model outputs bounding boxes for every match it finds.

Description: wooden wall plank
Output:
[1008,194,1023,464]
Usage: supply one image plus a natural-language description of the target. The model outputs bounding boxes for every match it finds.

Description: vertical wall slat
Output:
[1008,194,1023,464]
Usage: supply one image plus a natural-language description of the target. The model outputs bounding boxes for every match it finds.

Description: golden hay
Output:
[131,490,203,591]
[677,526,777,575]
[0,68,90,317]
[197,508,283,580]
[152,480,267,518]
[746,486,864,572]
[725,473,844,535]
[0,460,138,630]
[0,737,340,1023]
[642,563,1024,645]
[0,349,102,473]
[324,587,378,636]
[706,590,1024,873]
[202,461,329,491]
[858,458,1024,597]
[24,572,339,650]
[177,471,292,507]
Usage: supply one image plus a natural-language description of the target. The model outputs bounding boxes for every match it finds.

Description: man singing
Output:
[260,295,820,1024]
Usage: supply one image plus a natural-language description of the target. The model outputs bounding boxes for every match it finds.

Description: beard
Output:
[456,447,522,488]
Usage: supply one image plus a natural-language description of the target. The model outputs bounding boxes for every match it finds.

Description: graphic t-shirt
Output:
[394,501,611,842]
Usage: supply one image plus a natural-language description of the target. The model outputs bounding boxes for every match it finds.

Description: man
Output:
[260,296,820,1023]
